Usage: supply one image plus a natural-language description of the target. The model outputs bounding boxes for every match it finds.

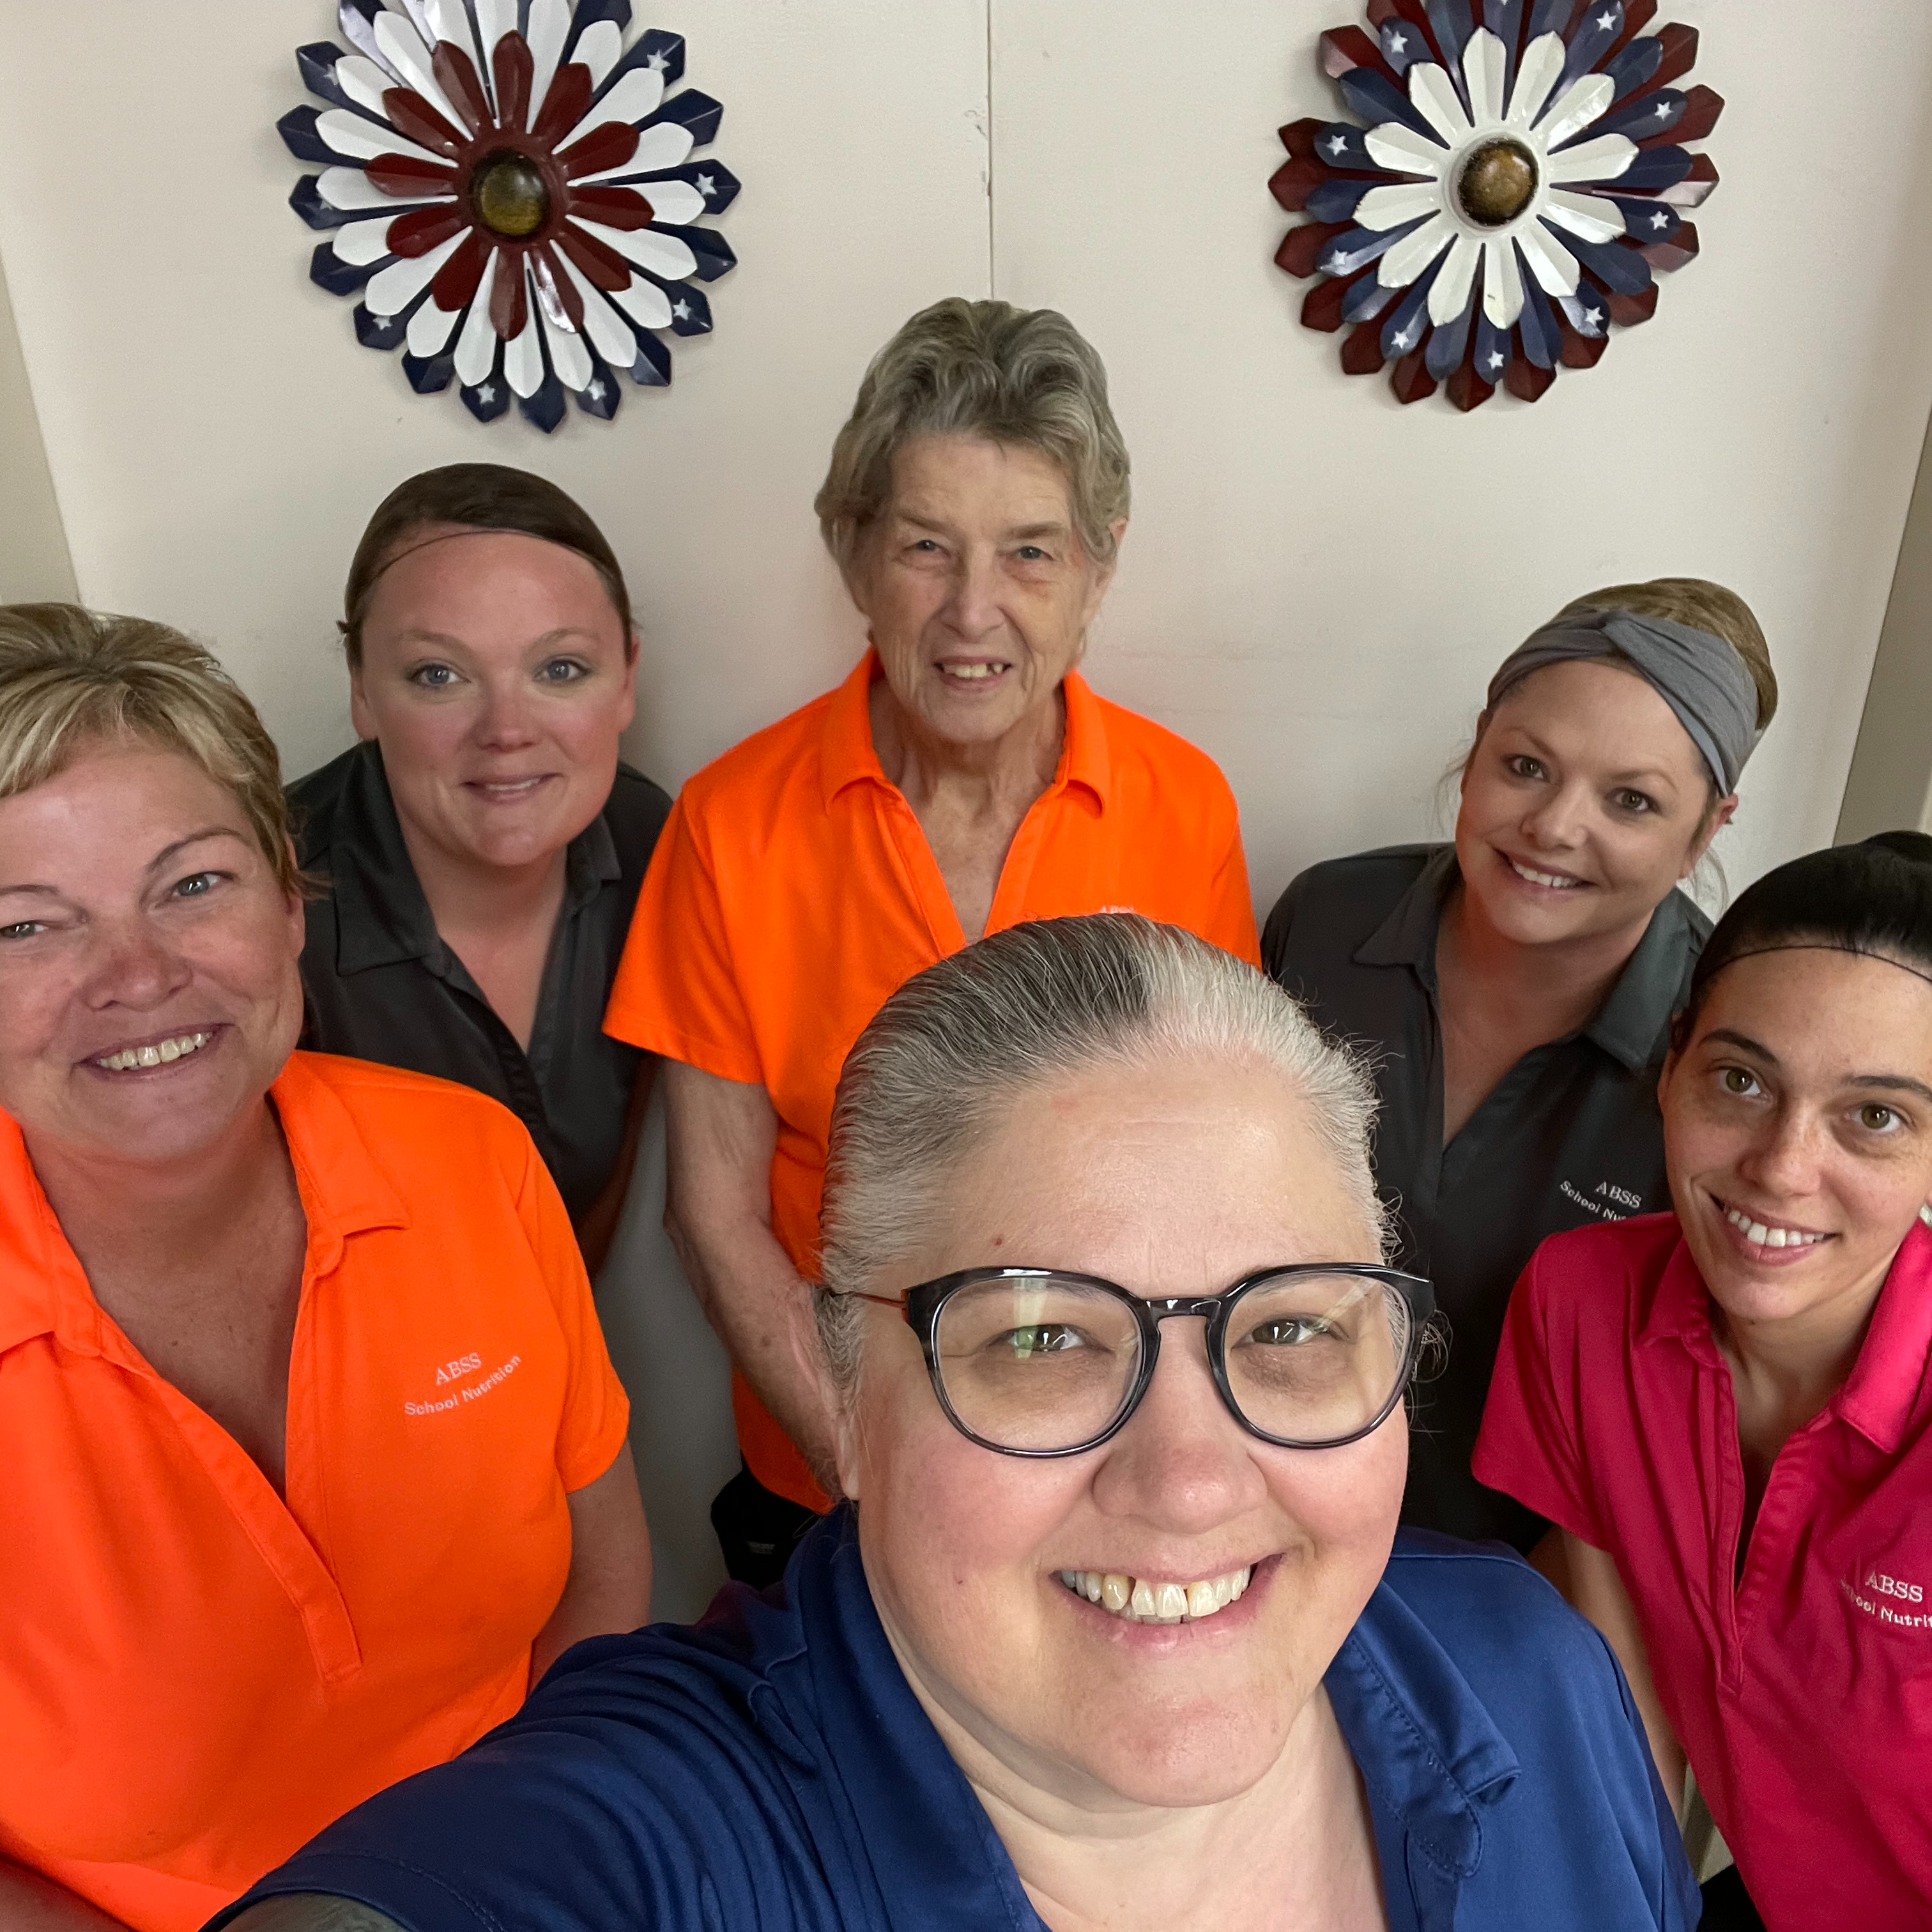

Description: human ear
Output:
[348,662,378,742]
[1680,792,1738,879]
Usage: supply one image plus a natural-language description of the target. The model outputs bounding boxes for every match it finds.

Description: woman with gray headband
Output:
[1263,578,1777,1549]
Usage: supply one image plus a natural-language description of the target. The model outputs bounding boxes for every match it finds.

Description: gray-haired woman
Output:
[217,916,1697,1932]
[1264,578,1779,1553]
[602,298,1259,1583]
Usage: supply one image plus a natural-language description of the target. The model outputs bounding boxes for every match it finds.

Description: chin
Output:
[1062,1700,1289,1808]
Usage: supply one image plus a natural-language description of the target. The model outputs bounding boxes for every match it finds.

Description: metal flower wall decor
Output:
[1271,0,1719,410]
[279,0,739,429]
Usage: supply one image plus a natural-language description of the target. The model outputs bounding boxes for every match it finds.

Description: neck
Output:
[27,1097,292,1268]
[395,814,567,944]
[1713,1257,1892,1445]
[1439,878,1653,1031]
[868,678,1066,818]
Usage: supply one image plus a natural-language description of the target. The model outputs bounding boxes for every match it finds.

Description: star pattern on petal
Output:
[587,378,606,401]
[1596,10,1616,28]
[1326,135,1349,156]
[1650,210,1669,229]
[1485,349,1505,371]
[672,298,693,320]
[477,382,496,402]
[646,51,668,70]
[1392,323,1415,350]
[1386,29,1407,52]
[696,172,717,196]
[1582,305,1604,326]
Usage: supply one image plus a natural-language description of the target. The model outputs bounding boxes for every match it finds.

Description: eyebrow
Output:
[388,626,602,652]
[0,827,247,903]
[1495,724,1680,790]
[891,510,1071,542]
[1702,1029,1932,1105]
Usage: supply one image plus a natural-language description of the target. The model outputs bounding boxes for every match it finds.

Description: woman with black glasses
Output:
[215,917,1694,1932]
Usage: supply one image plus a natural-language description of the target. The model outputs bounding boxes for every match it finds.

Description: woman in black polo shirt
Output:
[1264,579,1776,1547]
[291,465,671,1273]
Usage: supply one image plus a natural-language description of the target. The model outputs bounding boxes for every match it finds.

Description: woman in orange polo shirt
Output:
[604,296,1259,1583]
[0,604,653,1932]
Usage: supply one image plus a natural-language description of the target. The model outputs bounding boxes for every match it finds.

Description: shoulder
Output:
[604,762,675,865]
[286,744,369,861]
[1524,1212,1680,1310]
[1087,690,1234,800]
[1263,844,1439,971]
[284,1052,537,1172]
[678,688,839,816]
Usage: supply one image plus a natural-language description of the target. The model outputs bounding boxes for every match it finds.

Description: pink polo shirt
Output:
[1474,1213,1932,1930]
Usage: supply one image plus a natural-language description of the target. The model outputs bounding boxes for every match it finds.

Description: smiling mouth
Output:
[938,660,1011,684]
[1718,1198,1830,1252]
[468,776,553,799]
[92,1030,215,1073]
[1056,1563,1254,1624]
[1506,856,1587,891]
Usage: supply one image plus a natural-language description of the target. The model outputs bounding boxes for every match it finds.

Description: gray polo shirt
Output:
[289,741,671,1224]
[1263,843,1706,1550]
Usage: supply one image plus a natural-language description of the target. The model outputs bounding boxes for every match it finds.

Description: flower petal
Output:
[1545,132,1636,183]
[1537,72,1613,149]
[1355,180,1444,232]
[407,290,463,357]
[316,109,443,167]
[573,19,624,90]
[429,40,491,135]
[365,229,466,316]
[473,0,518,73]
[1506,31,1564,126]
[556,222,632,289]
[608,276,674,332]
[532,61,594,145]
[454,250,502,384]
[364,152,461,197]
[1428,232,1483,323]
[1542,188,1625,243]
[1515,218,1580,296]
[318,164,454,213]
[540,307,594,391]
[567,185,656,230]
[372,9,468,134]
[571,66,665,141]
[1482,232,1524,326]
[1462,26,1508,127]
[332,54,392,118]
[572,217,698,281]
[573,121,693,181]
[1408,63,1473,144]
[504,275,546,397]
[386,204,467,257]
[430,229,492,310]
[332,215,401,268]
[556,251,643,366]
[525,0,571,128]
[1377,213,1454,288]
[1364,120,1450,178]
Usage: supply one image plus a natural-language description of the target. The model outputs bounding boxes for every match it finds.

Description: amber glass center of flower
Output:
[1455,138,1538,227]
[473,151,550,238]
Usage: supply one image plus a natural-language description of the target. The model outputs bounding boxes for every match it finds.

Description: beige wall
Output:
[5,0,1932,1612]
[0,238,75,604]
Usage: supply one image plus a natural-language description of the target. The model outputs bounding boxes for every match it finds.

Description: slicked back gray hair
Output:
[816,915,1386,1399]
[814,298,1131,579]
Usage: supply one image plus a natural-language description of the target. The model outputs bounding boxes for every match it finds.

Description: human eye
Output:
[537,657,590,684]
[1000,1323,1087,1360]
[1505,754,1546,781]
[1717,1064,1763,1100]
[1611,788,1656,815]
[169,871,227,901]
[406,662,460,689]
[0,917,45,941]
[1013,544,1051,563]
[1855,1102,1905,1136]
[1245,1315,1337,1347]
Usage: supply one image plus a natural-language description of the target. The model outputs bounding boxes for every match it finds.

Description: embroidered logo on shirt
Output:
[1842,1568,1931,1628]
[1558,1178,1644,1221]
[404,1354,521,1417]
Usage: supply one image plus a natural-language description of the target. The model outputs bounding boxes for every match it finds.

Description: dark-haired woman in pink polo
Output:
[1477,832,1932,1932]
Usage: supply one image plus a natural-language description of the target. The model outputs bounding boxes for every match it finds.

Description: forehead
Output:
[1490,657,1701,771]
[364,527,619,627]
[0,740,247,861]
[884,434,1073,525]
[1692,948,1932,1073]
[926,1052,1375,1287]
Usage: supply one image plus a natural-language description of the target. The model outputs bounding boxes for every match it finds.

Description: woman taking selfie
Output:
[1264,579,1776,1546]
[1478,834,1932,1931]
[292,466,670,1273]
[217,917,1694,1932]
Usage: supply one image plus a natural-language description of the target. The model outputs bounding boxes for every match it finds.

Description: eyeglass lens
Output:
[931,1271,1413,1453]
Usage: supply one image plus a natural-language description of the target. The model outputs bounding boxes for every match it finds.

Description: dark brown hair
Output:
[340,464,633,668]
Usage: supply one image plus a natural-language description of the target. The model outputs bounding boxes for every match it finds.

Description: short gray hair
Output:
[813,298,1132,579]
[816,915,1386,1397]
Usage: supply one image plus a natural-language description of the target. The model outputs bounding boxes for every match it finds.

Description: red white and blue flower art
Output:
[280,1,738,430]
[1271,0,1719,409]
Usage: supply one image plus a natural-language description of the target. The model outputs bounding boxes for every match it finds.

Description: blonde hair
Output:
[0,603,300,896]
[815,298,1131,579]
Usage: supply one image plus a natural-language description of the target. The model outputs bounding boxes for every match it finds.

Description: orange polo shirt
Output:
[0,1053,629,1932]
[604,652,1258,1506]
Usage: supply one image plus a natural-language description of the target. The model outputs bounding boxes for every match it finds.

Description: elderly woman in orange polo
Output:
[605,297,1259,1583]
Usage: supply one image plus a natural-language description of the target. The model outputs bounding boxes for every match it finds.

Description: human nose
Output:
[939,546,1005,640]
[82,914,193,1013]
[1521,778,1591,850]
[1733,1101,1825,1202]
[470,674,542,749]
[1089,1319,1268,1532]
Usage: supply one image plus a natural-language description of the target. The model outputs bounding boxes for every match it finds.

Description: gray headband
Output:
[1486,608,1762,793]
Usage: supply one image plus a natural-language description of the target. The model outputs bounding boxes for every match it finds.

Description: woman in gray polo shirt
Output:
[1264,579,1776,1549]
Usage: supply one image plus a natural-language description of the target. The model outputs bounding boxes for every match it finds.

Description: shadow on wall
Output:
[595,1087,739,1623]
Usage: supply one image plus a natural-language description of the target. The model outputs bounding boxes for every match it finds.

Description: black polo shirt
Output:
[289,741,671,1223]
[1262,843,1706,1551]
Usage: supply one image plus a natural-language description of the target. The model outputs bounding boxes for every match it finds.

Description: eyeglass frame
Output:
[836,1262,1438,1459]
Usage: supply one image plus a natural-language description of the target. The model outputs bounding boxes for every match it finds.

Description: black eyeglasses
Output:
[839,1264,1435,1457]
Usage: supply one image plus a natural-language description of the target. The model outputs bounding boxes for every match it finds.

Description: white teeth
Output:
[95,1032,211,1073]
[1061,1563,1255,1625]
[940,662,1005,681]
[1511,860,1582,889]
[1724,1206,1825,1250]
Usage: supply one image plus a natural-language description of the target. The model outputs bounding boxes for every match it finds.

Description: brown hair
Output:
[1558,576,1778,732]
[815,298,1132,580]
[0,602,302,896]
[340,464,634,668]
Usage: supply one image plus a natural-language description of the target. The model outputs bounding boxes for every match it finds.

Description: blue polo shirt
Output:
[214,1512,1694,1932]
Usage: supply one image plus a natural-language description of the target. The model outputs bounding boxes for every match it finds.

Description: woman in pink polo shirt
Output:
[1476,832,1932,1932]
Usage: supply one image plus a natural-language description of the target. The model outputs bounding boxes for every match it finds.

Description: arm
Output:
[660,1059,833,1476]
[573,1057,658,1281]
[0,1862,132,1932]
[529,1438,654,1685]
[1532,1528,1688,1821]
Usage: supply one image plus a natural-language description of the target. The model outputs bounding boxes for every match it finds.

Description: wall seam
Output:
[985,0,997,297]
